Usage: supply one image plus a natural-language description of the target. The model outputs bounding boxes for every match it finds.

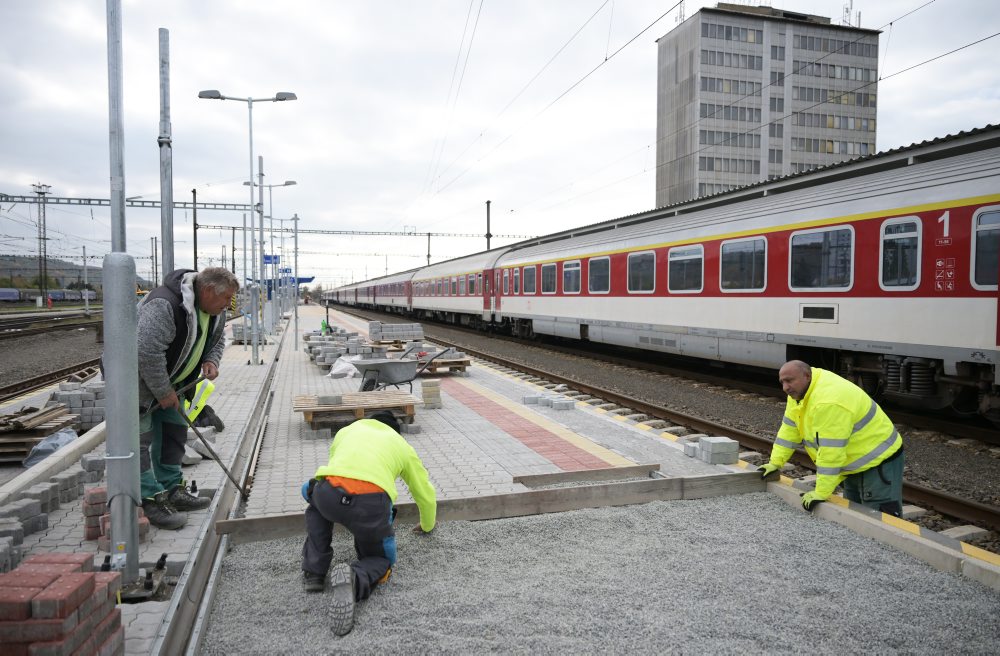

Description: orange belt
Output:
[326,476,383,495]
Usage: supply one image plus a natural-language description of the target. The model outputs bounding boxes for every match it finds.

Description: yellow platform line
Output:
[449,377,634,467]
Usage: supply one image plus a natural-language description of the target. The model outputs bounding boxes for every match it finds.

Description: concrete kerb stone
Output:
[0,424,107,508]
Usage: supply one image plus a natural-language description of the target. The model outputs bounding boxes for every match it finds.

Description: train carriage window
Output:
[451,277,458,296]
[589,256,610,294]
[458,275,466,296]
[627,251,655,294]
[973,207,1000,289]
[541,263,557,294]
[789,226,854,291]
[503,270,509,295]
[720,237,766,292]
[563,261,581,294]
[467,275,475,295]
[879,218,921,291]
[668,245,704,293]
[477,273,483,295]
[513,268,520,294]
[523,266,537,294]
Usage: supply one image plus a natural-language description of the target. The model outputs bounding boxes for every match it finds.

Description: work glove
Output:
[800,491,825,512]
[757,463,781,480]
[301,479,317,502]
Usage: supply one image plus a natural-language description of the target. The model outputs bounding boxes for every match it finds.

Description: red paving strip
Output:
[440,378,610,471]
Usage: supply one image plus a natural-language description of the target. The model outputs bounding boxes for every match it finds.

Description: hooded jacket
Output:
[137,269,226,409]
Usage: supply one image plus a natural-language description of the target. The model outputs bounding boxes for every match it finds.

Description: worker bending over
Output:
[301,411,437,636]
[758,360,904,515]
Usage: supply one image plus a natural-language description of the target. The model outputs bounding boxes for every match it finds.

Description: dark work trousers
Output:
[302,479,397,601]
[139,406,188,499]
[843,446,904,516]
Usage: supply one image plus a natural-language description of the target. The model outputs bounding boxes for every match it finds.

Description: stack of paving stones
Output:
[0,553,123,655]
[50,382,106,432]
[682,436,740,465]
[523,394,574,410]
[368,321,424,342]
[81,487,150,550]
[421,380,442,409]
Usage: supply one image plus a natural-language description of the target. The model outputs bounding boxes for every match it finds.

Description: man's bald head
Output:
[778,360,812,400]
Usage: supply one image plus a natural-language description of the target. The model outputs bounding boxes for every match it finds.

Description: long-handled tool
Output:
[178,410,250,500]
[139,375,208,421]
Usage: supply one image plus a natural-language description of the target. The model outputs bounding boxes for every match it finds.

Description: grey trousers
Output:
[302,479,397,601]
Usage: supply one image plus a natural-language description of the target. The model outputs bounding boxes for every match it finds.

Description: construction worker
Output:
[301,411,436,636]
[758,360,904,515]
[134,267,239,529]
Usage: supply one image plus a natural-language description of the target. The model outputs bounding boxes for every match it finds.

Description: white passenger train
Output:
[327,125,1000,421]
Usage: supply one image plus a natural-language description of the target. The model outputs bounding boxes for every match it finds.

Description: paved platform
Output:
[2,304,999,654]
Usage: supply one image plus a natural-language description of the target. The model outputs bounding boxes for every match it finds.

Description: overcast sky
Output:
[1,0,998,289]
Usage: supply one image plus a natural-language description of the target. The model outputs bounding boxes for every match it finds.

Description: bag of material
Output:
[22,427,78,468]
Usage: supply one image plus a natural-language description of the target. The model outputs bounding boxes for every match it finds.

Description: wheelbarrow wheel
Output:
[361,377,378,392]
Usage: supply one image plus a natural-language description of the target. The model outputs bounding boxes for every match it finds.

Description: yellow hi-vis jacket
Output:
[769,368,901,500]
[183,379,215,422]
[313,419,437,532]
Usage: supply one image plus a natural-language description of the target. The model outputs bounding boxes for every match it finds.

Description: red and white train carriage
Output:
[326,125,1000,421]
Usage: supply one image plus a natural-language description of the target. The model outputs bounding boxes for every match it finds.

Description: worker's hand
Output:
[757,463,781,480]
[158,390,180,411]
[800,491,825,512]
[412,524,433,535]
[202,362,220,381]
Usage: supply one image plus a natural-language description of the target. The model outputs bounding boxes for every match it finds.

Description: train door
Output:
[406,280,413,312]
[482,269,492,321]
[494,269,503,321]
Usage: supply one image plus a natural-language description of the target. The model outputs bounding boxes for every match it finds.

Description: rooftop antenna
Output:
[677,0,684,23]
[841,0,861,27]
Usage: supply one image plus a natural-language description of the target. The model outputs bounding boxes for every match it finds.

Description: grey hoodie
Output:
[136,269,226,410]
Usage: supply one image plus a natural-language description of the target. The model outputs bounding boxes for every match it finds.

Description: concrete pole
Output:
[104,0,140,582]
[82,246,89,316]
[157,28,175,275]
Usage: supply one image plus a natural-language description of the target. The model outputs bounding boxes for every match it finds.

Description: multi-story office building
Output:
[655,3,879,206]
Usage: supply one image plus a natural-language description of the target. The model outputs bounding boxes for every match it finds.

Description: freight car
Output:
[327,125,1000,421]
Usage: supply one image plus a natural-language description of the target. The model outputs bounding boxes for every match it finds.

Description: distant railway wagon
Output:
[327,126,1000,423]
[10,289,99,303]
[0,288,20,302]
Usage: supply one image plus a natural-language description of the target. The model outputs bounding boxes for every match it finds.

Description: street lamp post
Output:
[244,179,296,329]
[197,89,296,365]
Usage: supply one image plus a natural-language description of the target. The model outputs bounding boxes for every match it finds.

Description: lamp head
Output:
[198,90,223,99]
[283,181,297,186]
[275,92,297,101]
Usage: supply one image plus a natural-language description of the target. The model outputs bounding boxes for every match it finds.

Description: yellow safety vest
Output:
[184,379,215,422]
[769,368,901,499]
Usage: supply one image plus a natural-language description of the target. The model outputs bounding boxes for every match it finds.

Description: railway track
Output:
[339,307,1000,534]
[0,313,103,340]
[0,358,102,404]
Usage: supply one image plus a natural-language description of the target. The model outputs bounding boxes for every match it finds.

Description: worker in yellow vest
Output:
[758,360,904,515]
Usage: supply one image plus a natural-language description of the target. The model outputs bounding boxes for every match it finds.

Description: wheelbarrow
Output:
[353,350,449,392]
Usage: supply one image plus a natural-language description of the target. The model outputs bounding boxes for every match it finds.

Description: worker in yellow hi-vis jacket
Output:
[757,360,904,515]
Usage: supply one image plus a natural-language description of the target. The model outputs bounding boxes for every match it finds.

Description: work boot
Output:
[167,482,211,511]
[303,571,325,593]
[195,405,225,432]
[141,491,187,530]
[330,563,356,636]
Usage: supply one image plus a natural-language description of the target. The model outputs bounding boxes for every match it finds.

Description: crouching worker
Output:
[301,411,436,636]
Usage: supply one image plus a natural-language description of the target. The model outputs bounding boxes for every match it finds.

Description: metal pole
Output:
[257,155,266,341]
[150,237,156,283]
[82,246,89,316]
[242,213,248,353]
[426,232,431,266]
[157,28,175,275]
[293,213,299,350]
[104,0,140,583]
[192,188,198,270]
[268,186,275,325]
[486,199,492,251]
[231,227,236,272]
[247,101,259,364]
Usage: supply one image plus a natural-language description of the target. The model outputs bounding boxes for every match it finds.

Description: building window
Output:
[522,266,536,294]
[769,97,784,113]
[668,245,703,293]
[627,252,655,293]
[768,122,783,138]
[789,227,853,290]
[768,149,783,164]
[541,263,557,294]
[973,208,1000,288]
[588,257,610,294]
[770,45,785,60]
[880,218,920,290]
[719,237,767,292]
[562,261,581,294]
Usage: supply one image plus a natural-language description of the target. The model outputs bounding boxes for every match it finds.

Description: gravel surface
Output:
[0,327,102,383]
[200,494,1000,654]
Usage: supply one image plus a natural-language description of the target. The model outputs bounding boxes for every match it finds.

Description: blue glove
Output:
[757,463,781,480]
[800,491,825,511]
[301,479,317,502]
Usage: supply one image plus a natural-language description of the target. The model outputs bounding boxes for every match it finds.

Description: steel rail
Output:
[0,359,102,404]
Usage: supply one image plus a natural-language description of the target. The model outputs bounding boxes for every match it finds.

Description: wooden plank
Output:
[216,474,764,545]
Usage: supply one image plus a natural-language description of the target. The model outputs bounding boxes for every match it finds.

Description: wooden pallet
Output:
[292,391,420,429]
[0,413,80,462]
[418,358,471,375]
[0,404,71,433]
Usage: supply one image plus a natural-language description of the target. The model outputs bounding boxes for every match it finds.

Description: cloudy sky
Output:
[1,0,998,289]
